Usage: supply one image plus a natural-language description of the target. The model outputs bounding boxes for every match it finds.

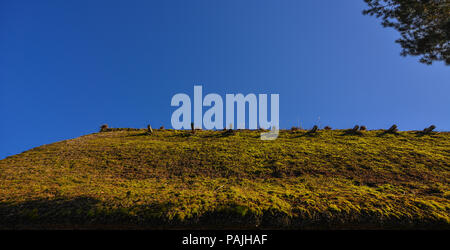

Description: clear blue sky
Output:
[1,0,449,159]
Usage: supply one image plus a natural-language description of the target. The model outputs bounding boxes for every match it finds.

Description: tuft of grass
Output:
[308,125,318,134]
[422,125,436,135]
[344,125,363,136]
[147,125,153,134]
[387,124,399,134]
[100,124,108,132]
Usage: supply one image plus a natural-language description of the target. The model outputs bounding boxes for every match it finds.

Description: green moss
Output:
[0,129,449,229]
